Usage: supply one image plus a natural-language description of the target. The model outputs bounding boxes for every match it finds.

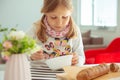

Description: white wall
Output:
[0,0,43,30]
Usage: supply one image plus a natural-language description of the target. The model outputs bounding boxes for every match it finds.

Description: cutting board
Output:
[56,65,120,80]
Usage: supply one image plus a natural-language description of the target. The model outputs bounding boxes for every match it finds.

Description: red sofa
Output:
[85,37,120,64]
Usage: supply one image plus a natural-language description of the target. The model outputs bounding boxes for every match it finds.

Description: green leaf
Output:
[10,28,16,31]
[0,43,3,51]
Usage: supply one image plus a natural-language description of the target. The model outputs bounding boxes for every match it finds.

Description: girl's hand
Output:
[71,53,79,65]
[30,50,45,60]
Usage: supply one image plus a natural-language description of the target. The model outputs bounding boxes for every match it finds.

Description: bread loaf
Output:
[110,63,119,72]
[76,64,110,80]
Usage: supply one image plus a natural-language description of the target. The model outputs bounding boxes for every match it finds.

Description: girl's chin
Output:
[54,28,64,32]
[55,30,62,32]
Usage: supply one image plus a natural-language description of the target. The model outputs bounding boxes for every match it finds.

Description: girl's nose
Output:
[56,18,62,25]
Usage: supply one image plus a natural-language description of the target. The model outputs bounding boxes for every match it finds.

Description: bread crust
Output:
[110,63,119,72]
[76,64,109,80]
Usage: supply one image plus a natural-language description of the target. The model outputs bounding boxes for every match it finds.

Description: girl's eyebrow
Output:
[48,12,71,16]
[50,14,70,17]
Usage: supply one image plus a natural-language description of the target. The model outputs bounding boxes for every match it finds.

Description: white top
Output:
[27,25,85,66]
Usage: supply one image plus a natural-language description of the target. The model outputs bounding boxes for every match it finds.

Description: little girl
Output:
[28,0,85,79]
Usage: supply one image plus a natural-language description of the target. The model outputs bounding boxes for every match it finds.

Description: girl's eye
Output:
[51,16,57,19]
[62,16,68,19]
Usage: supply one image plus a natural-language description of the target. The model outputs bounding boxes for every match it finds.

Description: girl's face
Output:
[45,5,72,32]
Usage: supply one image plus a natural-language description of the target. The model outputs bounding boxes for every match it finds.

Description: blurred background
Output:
[0,0,120,45]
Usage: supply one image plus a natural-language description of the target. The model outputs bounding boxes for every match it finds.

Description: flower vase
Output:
[4,54,31,80]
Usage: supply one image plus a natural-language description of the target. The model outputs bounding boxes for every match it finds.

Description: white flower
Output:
[9,31,25,40]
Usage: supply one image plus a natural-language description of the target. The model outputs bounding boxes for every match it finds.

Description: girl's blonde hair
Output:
[34,0,77,43]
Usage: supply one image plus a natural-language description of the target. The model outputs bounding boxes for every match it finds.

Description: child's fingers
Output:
[36,50,43,53]
[31,51,45,60]
[31,55,40,60]
[72,53,79,65]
